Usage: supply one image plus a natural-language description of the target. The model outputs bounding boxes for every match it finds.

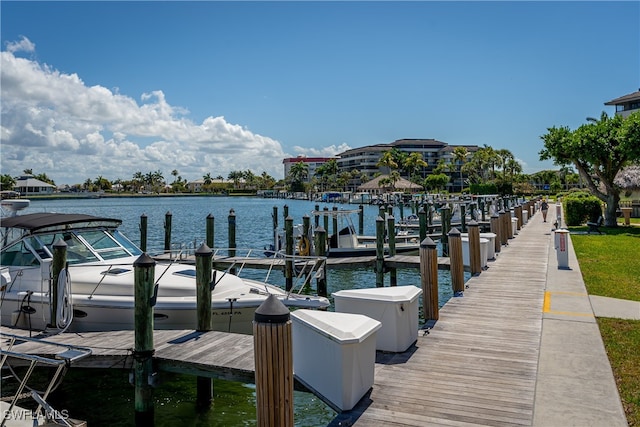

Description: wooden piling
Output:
[314,226,327,297]
[302,215,311,255]
[419,237,439,321]
[418,206,427,243]
[460,204,466,232]
[515,205,523,230]
[448,228,465,296]
[375,216,385,287]
[387,214,396,286]
[441,206,451,256]
[133,253,156,426]
[285,216,293,292]
[253,295,294,427]
[164,211,172,253]
[490,213,501,254]
[323,207,329,238]
[228,209,237,275]
[51,239,67,328]
[468,220,481,276]
[358,204,364,236]
[195,244,213,407]
[332,206,339,237]
[206,214,214,249]
[499,209,508,245]
[139,214,148,252]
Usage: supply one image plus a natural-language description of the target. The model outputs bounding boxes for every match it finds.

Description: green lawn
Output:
[571,225,640,426]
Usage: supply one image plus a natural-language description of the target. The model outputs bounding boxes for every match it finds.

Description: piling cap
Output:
[448,227,461,237]
[133,253,156,267]
[195,243,212,256]
[420,237,437,248]
[53,238,68,249]
[254,294,290,324]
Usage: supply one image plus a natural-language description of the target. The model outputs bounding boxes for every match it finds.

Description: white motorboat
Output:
[0,212,330,335]
[311,209,420,258]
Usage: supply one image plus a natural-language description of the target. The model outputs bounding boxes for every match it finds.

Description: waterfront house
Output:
[13,175,55,196]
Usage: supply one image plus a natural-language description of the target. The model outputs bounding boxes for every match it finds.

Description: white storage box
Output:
[461,236,489,268]
[291,310,381,412]
[481,232,497,260]
[332,286,422,352]
[511,217,519,235]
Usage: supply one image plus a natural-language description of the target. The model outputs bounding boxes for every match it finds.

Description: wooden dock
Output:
[2,329,257,384]
[330,214,547,426]
[4,212,546,426]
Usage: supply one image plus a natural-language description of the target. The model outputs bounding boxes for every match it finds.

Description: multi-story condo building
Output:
[282,156,338,183]
[605,89,640,118]
[337,138,479,192]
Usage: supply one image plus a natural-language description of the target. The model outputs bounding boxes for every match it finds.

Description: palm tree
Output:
[228,170,244,189]
[403,152,428,182]
[377,150,398,174]
[389,170,402,190]
[452,146,468,192]
[171,169,179,183]
[289,162,309,184]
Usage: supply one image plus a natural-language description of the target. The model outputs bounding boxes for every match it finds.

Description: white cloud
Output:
[5,36,35,54]
[292,143,351,157]
[0,39,288,184]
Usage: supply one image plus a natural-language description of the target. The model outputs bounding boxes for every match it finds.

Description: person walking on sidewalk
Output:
[541,199,549,222]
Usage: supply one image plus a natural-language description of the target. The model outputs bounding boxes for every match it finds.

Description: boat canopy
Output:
[1,213,122,233]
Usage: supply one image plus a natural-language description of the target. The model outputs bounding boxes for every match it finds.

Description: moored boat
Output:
[0,212,329,335]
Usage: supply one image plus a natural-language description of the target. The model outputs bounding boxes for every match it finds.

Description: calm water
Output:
[22,196,461,426]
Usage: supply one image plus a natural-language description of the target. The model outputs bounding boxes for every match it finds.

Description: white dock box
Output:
[332,286,422,352]
[461,236,490,268]
[291,310,381,412]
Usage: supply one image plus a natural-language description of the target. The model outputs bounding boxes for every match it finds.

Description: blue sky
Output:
[1,1,638,185]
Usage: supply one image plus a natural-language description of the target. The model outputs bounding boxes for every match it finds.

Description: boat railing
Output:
[146,243,328,297]
[210,247,328,297]
[0,332,91,427]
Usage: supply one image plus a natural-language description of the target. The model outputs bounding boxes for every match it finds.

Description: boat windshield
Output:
[0,228,143,267]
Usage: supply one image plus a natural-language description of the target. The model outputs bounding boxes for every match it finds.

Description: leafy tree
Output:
[540,111,640,226]
[93,175,111,190]
[1,174,16,190]
[424,173,449,192]
[259,171,276,189]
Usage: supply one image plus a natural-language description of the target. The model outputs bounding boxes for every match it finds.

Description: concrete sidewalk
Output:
[532,215,629,426]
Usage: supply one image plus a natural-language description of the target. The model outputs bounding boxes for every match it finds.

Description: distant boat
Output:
[312,209,420,258]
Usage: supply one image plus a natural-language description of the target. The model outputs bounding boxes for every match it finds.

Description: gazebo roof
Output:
[358,175,423,191]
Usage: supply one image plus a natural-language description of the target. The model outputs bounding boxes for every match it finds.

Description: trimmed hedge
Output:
[470,183,498,195]
[563,192,602,226]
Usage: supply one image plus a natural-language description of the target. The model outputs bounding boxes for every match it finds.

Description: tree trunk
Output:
[604,192,620,227]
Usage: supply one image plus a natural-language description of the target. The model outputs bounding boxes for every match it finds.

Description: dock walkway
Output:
[2,209,629,426]
[330,208,628,426]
